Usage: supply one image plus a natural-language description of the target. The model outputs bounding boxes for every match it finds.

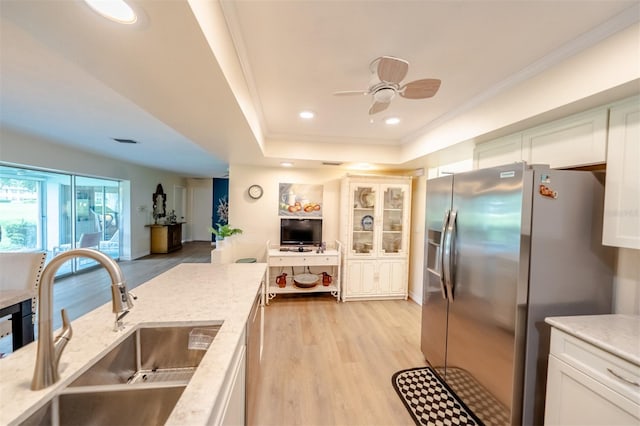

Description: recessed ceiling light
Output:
[385,117,400,125]
[299,111,315,119]
[84,0,137,24]
[281,162,294,167]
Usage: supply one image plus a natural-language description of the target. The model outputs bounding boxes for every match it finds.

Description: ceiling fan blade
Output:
[376,56,408,84]
[400,78,441,99]
[333,90,369,96]
[369,101,390,115]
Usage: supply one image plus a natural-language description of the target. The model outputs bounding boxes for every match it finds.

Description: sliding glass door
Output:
[73,176,120,271]
[0,165,121,276]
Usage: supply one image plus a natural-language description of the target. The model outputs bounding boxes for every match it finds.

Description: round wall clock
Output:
[248,184,263,199]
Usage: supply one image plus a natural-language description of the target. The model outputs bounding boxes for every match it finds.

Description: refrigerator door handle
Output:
[443,209,457,302]
[438,210,450,300]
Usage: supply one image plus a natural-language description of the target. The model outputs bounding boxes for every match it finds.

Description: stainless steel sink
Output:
[21,323,222,425]
[22,385,186,426]
[70,324,221,387]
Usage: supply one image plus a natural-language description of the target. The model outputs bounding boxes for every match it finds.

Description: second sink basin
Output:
[23,385,185,426]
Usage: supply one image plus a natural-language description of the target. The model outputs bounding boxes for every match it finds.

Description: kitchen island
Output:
[0,261,266,425]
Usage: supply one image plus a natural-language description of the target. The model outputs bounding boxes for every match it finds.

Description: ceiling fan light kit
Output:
[334,55,441,115]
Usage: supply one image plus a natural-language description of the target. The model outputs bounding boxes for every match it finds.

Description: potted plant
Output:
[209,223,243,243]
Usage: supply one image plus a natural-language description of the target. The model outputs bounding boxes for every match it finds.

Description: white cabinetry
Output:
[474,133,524,170]
[339,175,411,301]
[210,329,247,426]
[246,286,263,424]
[213,282,264,426]
[265,242,342,304]
[523,107,608,169]
[473,106,608,170]
[603,96,640,249]
[428,159,474,178]
[545,328,640,425]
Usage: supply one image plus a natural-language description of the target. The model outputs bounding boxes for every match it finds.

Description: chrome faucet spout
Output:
[31,248,133,390]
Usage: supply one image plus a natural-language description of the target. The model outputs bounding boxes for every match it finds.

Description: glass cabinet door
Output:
[381,186,406,254]
[351,185,376,255]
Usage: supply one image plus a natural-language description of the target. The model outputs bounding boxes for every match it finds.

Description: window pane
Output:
[0,165,120,276]
[74,176,120,270]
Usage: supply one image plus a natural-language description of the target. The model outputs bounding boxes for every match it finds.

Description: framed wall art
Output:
[278,183,323,217]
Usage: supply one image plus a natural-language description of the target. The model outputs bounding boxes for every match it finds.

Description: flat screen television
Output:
[280,218,322,247]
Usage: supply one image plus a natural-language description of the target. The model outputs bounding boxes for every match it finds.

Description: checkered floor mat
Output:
[433,367,510,426]
[392,367,484,426]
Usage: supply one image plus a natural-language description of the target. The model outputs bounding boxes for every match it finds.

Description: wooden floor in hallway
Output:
[251,294,426,426]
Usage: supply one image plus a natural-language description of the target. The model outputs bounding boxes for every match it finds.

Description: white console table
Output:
[265,241,342,304]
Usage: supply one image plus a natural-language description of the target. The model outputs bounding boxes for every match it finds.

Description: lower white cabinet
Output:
[344,259,407,300]
[221,343,246,426]
[603,96,640,249]
[246,286,263,424]
[544,328,640,425]
[210,331,247,426]
[210,281,265,426]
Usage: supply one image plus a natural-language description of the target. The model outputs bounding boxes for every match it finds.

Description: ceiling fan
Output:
[334,56,441,115]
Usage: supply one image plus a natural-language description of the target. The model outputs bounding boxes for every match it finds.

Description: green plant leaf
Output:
[209,223,243,238]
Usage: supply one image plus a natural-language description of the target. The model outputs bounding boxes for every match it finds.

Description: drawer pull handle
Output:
[607,368,640,387]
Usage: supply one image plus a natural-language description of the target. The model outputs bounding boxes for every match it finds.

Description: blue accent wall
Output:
[212,178,229,241]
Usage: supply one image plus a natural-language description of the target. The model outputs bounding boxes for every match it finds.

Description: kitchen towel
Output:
[391,366,484,426]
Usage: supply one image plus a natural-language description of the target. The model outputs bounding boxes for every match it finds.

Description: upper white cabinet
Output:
[428,159,474,178]
[339,175,412,301]
[603,96,640,249]
[523,107,608,169]
[474,133,524,170]
[473,106,608,170]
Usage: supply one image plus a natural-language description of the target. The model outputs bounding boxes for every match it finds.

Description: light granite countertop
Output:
[545,314,640,365]
[0,262,266,425]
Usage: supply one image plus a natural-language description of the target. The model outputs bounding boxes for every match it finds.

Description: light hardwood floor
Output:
[252,295,426,426]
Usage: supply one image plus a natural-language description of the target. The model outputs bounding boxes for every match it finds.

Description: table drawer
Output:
[269,255,338,267]
[550,328,640,404]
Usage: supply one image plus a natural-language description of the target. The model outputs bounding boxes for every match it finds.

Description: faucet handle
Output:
[53,309,73,371]
[56,309,73,342]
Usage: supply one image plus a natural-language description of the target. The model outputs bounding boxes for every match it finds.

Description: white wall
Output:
[185,178,213,242]
[227,164,346,261]
[0,127,187,260]
[613,248,640,314]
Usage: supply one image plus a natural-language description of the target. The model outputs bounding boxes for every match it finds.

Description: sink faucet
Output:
[31,248,134,390]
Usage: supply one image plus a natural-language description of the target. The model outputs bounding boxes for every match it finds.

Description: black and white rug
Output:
[433,367,509,426]
[392,366,484,426]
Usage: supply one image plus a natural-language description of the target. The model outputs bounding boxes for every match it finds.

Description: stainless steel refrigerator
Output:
[421,163,613,426]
